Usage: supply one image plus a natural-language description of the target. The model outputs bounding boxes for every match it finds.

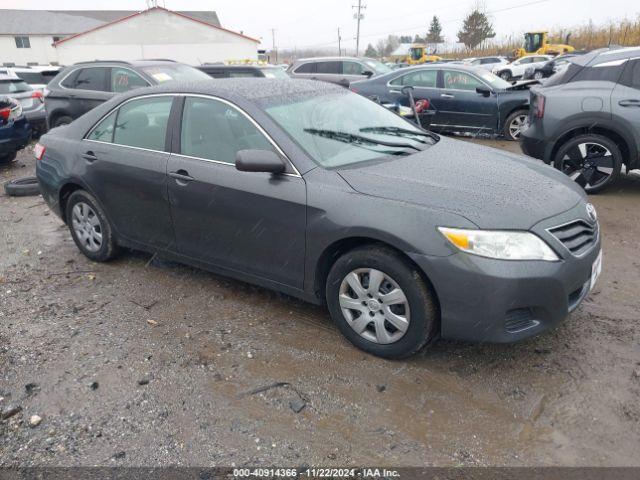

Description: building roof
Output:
[0,8,220,35]
[54,7,259,46]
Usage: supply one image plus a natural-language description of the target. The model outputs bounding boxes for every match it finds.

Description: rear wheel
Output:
[326,246,438,359]
[66,190,119,262]
[499,70,512,81]
[553,134,622,193]
[503,109,529,141]
[53,115,73,128]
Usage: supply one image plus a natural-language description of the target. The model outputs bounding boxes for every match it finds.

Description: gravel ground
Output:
[1,141,639,467]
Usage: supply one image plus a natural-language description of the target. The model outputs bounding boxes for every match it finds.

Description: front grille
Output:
[548,220,598,256]
[505,308,540,333]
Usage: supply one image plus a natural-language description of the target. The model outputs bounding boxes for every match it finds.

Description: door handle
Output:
[390,89,402,94]
[440,93,455,99]
[169,170,194,183]
[618,99,640,107]
[81,151,97,162]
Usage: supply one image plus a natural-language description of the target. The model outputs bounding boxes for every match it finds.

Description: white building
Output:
[0,7,259,66]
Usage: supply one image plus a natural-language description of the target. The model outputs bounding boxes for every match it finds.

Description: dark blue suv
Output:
[0,96,31,164]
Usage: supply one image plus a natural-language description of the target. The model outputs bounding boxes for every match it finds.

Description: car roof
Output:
[572,46,640,67]
[294,56,375,63]
[200,64,278,70]
[70,60,179,68]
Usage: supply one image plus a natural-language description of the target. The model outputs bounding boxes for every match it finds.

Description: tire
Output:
[65,190,119,262]
[503,109,529,141]
[533,71,544,80]
[0,151,17,164]
[4,176,41,196]
[499,70,512,81]
[553,133,623,194]
[52,115,73,128]
[326,245,438,359]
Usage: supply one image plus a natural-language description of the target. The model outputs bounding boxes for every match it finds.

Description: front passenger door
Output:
[167,96,307,288]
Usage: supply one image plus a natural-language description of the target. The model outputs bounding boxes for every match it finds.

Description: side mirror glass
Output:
[236,149,286,174]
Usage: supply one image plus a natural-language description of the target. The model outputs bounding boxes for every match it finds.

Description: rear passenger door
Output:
[83,95,176,250]
[63,67,112,116]
[388,69,441,123]
[167,96,307,288]
[313,61,342,85]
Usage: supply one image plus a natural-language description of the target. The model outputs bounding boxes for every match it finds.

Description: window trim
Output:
[83,93,301,178]
[14,36,31,49]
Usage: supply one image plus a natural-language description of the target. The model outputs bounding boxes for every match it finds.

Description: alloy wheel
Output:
[533,71,544,80]
[508,114,528,140]
[71,202,103,253]
[560,142,615,190]
[338,268,410,344]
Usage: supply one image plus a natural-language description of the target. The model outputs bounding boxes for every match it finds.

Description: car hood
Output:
[336,137,585,230]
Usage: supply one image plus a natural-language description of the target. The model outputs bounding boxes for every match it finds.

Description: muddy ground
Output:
[1,140,639,467]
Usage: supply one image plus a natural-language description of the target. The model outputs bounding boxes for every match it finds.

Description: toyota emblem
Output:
[586,203,597,222]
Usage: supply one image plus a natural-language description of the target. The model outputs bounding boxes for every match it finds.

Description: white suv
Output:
[493,55,552,81]
[0,66,61,92]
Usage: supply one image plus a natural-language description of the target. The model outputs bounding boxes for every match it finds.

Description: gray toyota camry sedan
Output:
[35,79,602,359]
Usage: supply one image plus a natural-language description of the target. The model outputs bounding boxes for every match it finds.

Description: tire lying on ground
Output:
[4,176,41,197]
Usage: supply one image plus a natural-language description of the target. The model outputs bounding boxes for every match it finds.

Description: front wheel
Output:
[503,109,529,141]
[499,70,512,81]
[326,246,438,359]
[533,71,544,80]
[553,134,622,193]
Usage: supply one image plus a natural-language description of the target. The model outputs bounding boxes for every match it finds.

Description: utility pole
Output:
[352,0,366,57]
[270,28,277,64]
[337,28,342,56]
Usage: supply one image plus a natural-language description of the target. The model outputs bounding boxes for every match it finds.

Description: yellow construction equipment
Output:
[513,32,575,58]
[406,44,442,65]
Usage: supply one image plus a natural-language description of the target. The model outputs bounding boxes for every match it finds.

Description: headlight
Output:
[438,227,559,261]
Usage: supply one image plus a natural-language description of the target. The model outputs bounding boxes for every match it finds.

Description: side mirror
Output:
[476,86,492,97]
[362,70,374,78]
[236,149,286,174]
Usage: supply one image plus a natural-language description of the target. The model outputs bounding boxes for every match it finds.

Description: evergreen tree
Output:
[426,16,444,44]
[364,43,378,57]
[457,9,496,50]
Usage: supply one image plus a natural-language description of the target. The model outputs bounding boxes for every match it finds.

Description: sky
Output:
[3,0,638,51]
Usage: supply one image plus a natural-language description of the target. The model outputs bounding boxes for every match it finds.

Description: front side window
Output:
[15,36,31,48]
[343,61,365,75]
[621,59,640,89]
[74,67,109,91]
[180,97,275,164]
[111,67,149,93]
[443,70,484,91]
[390,70,437,88]
[113,96,173,151]
[87,110,117,142]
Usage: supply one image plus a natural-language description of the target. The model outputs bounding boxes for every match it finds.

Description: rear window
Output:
[138,64,210,83]
[0,80,32,93]
[294,63,315,74]
[260,68,289,79]
[15,72,45,84]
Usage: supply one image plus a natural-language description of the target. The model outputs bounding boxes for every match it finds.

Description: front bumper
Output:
[409,206,601,343]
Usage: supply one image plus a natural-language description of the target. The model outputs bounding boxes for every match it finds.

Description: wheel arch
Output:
[313,236,441,315]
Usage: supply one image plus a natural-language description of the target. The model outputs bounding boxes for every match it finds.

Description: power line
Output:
[279,0,550,50]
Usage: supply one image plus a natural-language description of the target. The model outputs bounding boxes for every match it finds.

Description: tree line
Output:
[364,9,495,58]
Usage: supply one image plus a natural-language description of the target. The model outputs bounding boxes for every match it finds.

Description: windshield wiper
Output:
[359,126,439,143]
[303,128,422,151]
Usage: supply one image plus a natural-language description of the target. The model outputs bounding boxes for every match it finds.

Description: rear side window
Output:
[571,63,625,83]
[294,63,315,74]
[619,59,640,89]
[180,97,275,164]
[73,67,109,91]
[316,62,341,74]
[110,67,149,93]
[87,110,116,142]
[390,70,437,88]
[113,96,173,151]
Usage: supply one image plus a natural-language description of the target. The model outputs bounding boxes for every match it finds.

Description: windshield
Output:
[139,64,210,83]
[363,59,392,74]
[15,72,45,84]
[263,91,438,168]
[0,80,32,94]
[476,70,512,90]
[260,67,290,79]
[410,48,423,61]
